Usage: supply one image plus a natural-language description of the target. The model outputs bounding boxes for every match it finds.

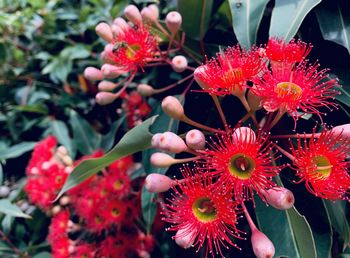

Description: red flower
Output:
[72,243,96,258]
[253,61,339,122]
[101,198,127,224]
[195,46,264,96]
[108,25,158,72]
[97,236,128,258]
[202,128,280,201]
[162,167,242,257]
[290,129,350,201]
[48,210,71,258]
[265,38,312,65]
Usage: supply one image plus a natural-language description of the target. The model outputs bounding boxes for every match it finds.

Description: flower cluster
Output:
[25,136,156,258]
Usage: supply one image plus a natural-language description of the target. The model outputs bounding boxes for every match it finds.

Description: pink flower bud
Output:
[247,87,263,111]
[165,11,182,34]
[84,67,104,81]
[262,187,295,210]
[137,84,155,96]
[185,129,205,150]
[233,127,256,143]
[151,133,163,148]
[150,152,176,168]
[113,17,129,31]
[98,80,118,91]
[95,92,117,105]
[145,173,174,192]
[158,132,187,153]
[95,22,114,42]
[124,5,142,25]
[175,228,194,249]
[104,43,114,53]
[59,196,70,206]
[251,229,275,258]
[101,64,123,78]
[111,24,125,37]
[194,66,210,90]
[161,96,184,120]
[171,55,188,73]
[141,5,159,22]
[331,124,350,140]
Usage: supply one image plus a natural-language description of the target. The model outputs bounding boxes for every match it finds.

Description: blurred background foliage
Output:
[0,0,350,257]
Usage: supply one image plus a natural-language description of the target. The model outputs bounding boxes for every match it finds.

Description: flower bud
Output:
[185,129,205,150]
[137,84,155,96]
[331,124,350,140]
[101,64,123,79]
[98,80,118,92]
[145,173,174,192]
[247,87,263,111]
[51,205,61,215]
[84,67,104,81]
[171,55,188,73]
[59,196,70,206]
[194,66,210,90]
[151,133,163,148]
[158,132,187,153]
[141,5,159,22]
[95,92,117,105]
[175,228,194,249]
[233,127,256,143]
[251,229,275,258]
[111,24,125,37]
[0,186,10,197]
[262,187,295,210]
[124,5,142,25]
[113,17,129,31]
[150,152,176,168]
[165,11,182,34]
[104,43,114,53]
[57,146,68,156]
[161,96,184,120]
[95,22,114,42]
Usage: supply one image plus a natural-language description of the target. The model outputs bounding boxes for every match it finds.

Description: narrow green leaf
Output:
[228,0,269,48]
[177,0,213,40]
[0,142,36,160]
[32,252,51,258]
[0,199,31,219]
[56,116,157,199]
[315,1,350,54]
[101,116,125,152]
[269,0,322,41]
[50,120,75,158]
[323,200,350,250]
[141,186,157,234]
[0,163,3,185]
[69,110,101,155]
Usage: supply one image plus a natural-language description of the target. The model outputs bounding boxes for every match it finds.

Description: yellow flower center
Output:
[125,44,141,60]
[221,68,244,90]
[275,82,302,100]
[192,197,217,222]
[112,208,121,217]
[114,179,124,190]
[228,153,256,179]
[313,155,332,178]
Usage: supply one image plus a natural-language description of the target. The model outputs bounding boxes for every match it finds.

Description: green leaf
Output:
[0,142,36,161]
[101,116,125,152]
[0,199,31,219]
[177,0,213,40]
[49,120,75,158]
[141,186,157,234]
[69,110,101,155]
[228,0,269,48]
[315,1,350,55]
[60,44,90,60]
[323,200,350,250]
[56,116,157,199]
[269,0,322,42]
[32,252,51,258]
[255,198,317,258]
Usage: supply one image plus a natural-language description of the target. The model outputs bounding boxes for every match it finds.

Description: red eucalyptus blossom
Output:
[253,61,340,121]
[202,128,281,201]
[162,167,242,257]
[195,46,264,96]
[290,129,350,201]
[108,24,158,72]
[48,209,71,258]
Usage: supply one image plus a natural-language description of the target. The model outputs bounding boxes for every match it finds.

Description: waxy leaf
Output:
[56,116,157,199]
[0,142,36,161]
[177,0,213,40]
[50,119,75,158]
[269,0,322,42]
[228,0,269,48]
[0,199,31,219]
